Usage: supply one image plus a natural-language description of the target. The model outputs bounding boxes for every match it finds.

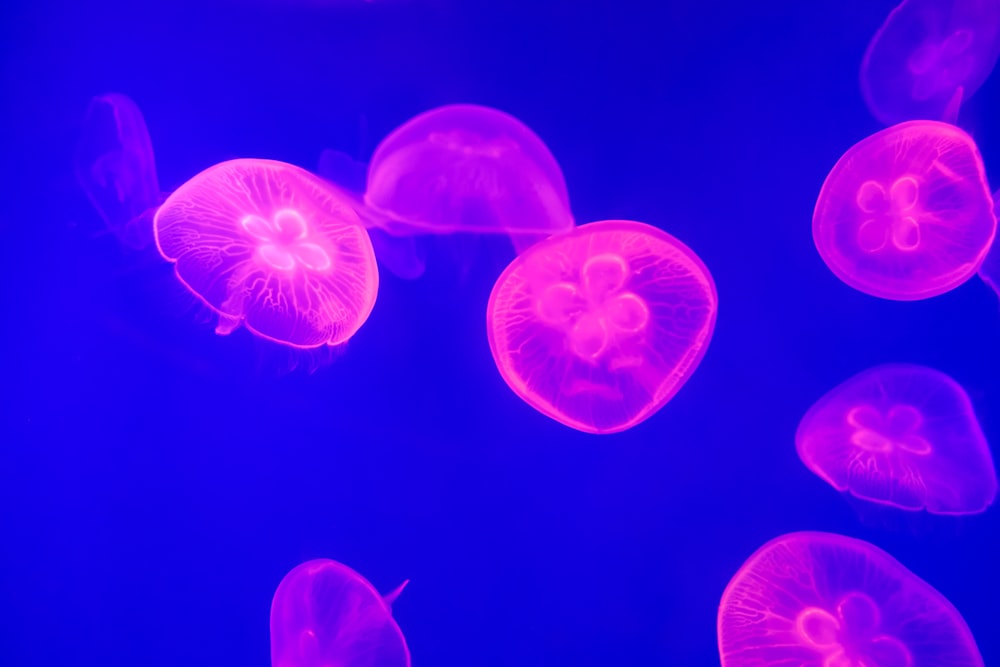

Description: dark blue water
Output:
[2,1,999,665]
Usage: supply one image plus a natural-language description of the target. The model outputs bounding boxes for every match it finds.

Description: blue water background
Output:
[2,0,999,664]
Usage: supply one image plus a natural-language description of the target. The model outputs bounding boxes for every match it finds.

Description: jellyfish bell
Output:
[813,120,996,300]
[271,559,410,667]
[796,363,998,517]
[861,0,1000,125]
[717,531,985,667]
[154,158,379,351]
[75,92,163,250]
[487,219,717,435]
[364,104,575,254]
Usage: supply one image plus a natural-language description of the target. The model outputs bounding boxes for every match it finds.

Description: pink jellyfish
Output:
[74,93,162,249]
[317,104,574,279]
[796,364,997,515]
[487,219,717,435]
[813,120,996,300]
[154,158,379,348]
[861,0,1000,126]
[718,531,985,667]
[270,559,410,667]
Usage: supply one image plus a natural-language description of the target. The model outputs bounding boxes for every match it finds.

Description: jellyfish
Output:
[154,158,379,348]
[718,531,985,666]
[271,559,410,667]
[486,219,717,435]
[74,93,162,249]
[317,104,574,279]
[796,364,997,515]
[813,120,996,301]
[861,0,1000,125]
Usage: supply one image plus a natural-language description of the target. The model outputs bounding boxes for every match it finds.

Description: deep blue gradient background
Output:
[2,1,999,665]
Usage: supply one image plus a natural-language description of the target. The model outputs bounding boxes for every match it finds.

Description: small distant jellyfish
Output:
[154,158,379,348]
[271,559,410,667]
[861,0,1000,126]
[487,219,717,435]
[74,93,162,249]
[813,120,996,300]
[718,531,985,667]
[364,104,574,250]
[796,364,997,514]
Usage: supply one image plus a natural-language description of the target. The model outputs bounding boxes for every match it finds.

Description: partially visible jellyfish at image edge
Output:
[813,120,996,300]
[861,0,1000,125]
[976,189,1000,296]
[74,92,162,249]
[718,531,985,667]
[316,104,575,280]
[796,363,997,515]
[487,219,717,435]
[271,559,410,667]
[154,158,379,348]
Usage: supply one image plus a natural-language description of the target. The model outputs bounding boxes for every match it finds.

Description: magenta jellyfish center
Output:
[845,403,933,456]
[855,177,922,253]
[535,252,650,360]
[240,208,332,272]
[906,29,975,100]
[795,593,913,667]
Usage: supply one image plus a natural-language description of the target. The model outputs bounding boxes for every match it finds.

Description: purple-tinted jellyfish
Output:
[154,158,379,348]
[718,531,984,667]
[487,219,717,435]
[271,559,410,667]
[813,120,996,300]
[796,364,997,515]
[861,0,1000,126]
[75,93,162,249]
[365,105,573,248]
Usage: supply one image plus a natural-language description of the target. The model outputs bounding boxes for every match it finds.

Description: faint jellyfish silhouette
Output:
[813,120,996,300]
[154,158,379,348]
[271,559,410,667]
[317,148,427,280]
[366,104,574,249]
[796,363,997,515]
[718,531,985,667]
[319,104,575,280]
[487,219,717,434]
[74,93,163,249]
[976,189,1000,297]
[861,0,1000,126]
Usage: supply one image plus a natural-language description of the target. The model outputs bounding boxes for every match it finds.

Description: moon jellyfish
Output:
[487,219,717,435]
[154,158,379,348]
[796,364,997,515]
[365,104,574,250]
[271,559,410,667]
[718,531,985,667]
[861,0,1000,125]
[74,93,162,249]
[813,120,996,300]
